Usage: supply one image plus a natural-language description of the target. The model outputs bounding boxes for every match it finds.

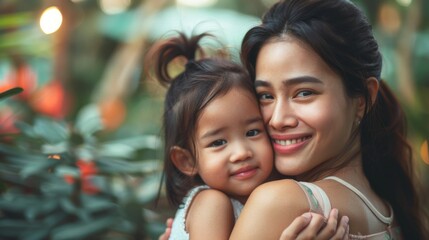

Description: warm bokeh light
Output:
[30,80,69,119]
[40,6,63,34]
[99,0,131,15]
[378,3,401,34]
[421,140,429,165]
[397,0,412,7]
[176,0,218,7]
[99,98,126,131]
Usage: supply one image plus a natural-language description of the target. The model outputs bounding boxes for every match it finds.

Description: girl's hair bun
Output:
[145,32,210,87]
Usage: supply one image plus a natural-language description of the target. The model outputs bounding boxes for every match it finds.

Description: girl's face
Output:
[194,88,273,202]
[254,37,359,179]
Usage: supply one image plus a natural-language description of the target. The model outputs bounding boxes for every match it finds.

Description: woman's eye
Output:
[246,129,260,137]
[296,90,314,98]
[209,139,227,147]
[257,93,273,101]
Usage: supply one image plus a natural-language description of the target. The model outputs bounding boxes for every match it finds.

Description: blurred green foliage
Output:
[0,0,428,239]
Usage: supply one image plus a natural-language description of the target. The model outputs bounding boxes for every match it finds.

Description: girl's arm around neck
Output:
[186,189,235,240]
[229,179,309,240]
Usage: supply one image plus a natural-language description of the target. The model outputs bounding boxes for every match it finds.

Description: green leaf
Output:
[102,135,161,150]
[40,179,73,195]
[0,87,23,99]
[59,198,90,221]
[51,216,118,240]
[20,159,57,179]
[75,104,103,136]
[14,121,37,138]
[0,197,36,213]
[136,173,162,203]
[81,195,117,213]
[33,117,69,144]
[0,219,44,238]
[21,228,51,240]
[41,141,69,154]
[99,142,136,159]
[25,198,59,220]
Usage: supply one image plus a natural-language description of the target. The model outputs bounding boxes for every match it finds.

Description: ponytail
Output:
[361,81,428,239]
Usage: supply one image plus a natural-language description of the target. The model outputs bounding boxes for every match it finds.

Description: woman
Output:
[230,0,428,239]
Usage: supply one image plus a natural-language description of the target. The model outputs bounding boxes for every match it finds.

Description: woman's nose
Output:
[269,100,298,130]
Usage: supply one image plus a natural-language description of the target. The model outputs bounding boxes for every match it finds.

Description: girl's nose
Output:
[230,142,253,162]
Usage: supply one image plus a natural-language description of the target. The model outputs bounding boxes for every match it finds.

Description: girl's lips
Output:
[271,135,312,154]
[231,166,258,180]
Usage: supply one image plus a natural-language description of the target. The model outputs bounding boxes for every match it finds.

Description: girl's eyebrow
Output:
[200,127,227,139]
[200,117,263,139]
[255,76,323,88]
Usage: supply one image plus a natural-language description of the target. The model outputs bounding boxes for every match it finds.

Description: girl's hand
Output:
[279,209,349,240]
[158,218,173,240]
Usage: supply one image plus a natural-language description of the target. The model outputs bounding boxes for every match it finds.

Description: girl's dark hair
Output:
[241,0,428,238]
[147,32,255,207]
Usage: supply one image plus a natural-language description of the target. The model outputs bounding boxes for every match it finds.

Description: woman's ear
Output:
[356,77,379,118]
[170,146,198,176]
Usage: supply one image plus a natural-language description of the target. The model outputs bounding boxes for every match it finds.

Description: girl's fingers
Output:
[316,208,338,239]
[317,209,350,240]
[158,218,174,240]
[166,218,173,228]
[279,212,313,240]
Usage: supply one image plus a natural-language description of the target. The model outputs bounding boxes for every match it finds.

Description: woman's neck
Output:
[296,133,363,182]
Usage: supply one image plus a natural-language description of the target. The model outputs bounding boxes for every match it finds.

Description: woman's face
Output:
[254,37,359,178]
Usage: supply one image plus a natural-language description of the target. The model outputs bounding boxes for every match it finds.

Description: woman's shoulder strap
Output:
[297,181,332,218]
[324,176,393,225]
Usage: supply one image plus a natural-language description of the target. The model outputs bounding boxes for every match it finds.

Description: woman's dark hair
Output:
[241,0,428,238]
[146,32,255,207]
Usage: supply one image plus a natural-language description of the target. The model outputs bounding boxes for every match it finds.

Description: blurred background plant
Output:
[0,0,428,239]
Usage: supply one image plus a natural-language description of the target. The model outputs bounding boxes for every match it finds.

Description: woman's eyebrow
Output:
[255,76,323,88]
[254,80,270,87]
[282,76,323,86]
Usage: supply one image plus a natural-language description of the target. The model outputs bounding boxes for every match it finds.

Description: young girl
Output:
[147,32,274,239]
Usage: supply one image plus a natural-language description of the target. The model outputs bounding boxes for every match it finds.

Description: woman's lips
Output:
[271,135,312,154]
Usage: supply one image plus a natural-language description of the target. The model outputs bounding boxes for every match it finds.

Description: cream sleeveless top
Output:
[297,176,402,240]
[169,185,243,240]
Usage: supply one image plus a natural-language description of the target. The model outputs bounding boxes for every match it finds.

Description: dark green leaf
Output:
[25,198,59,220]
[20,159,57,178]
[75,104,103,136]
[15,121,37,138]
[34,117,69,143]
[59,198,90,221]
[81,195,117,213]
[51,216,118,240]
[22,228,51,240]
[0,87,23,99]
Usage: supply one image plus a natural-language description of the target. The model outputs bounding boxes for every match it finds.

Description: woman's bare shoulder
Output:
[246,179,309,211]
[231,179,312,240]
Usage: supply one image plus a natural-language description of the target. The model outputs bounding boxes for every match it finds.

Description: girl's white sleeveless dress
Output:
[169,185,243,240]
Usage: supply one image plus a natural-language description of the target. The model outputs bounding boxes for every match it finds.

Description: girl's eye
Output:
[257,93,274,101]
[295,90,314,98]
[246,129,260,137]
[209,139,227,147]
